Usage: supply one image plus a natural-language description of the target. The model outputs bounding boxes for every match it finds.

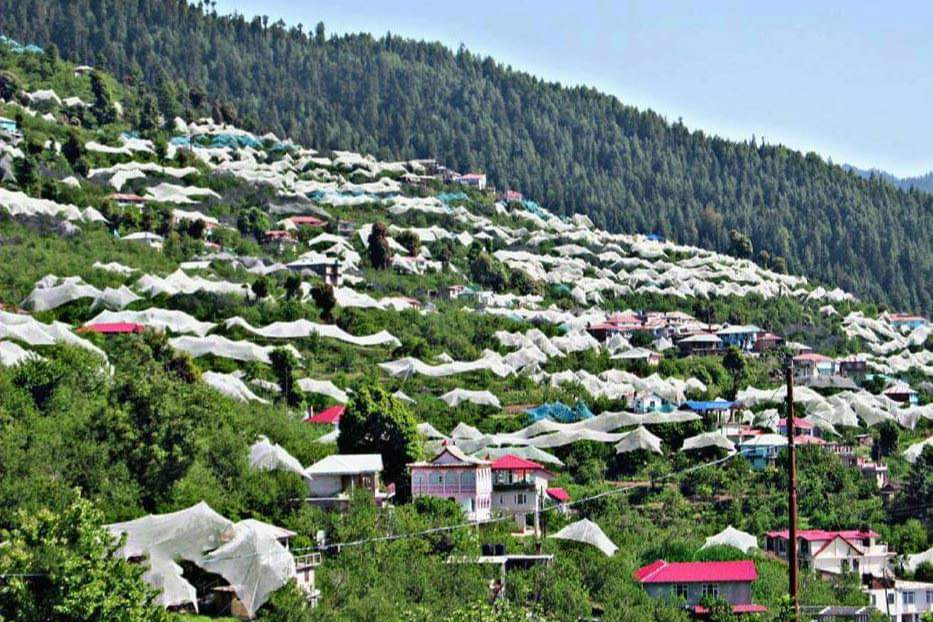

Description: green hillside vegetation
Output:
[1,0,931,314]
[0,36,930,622]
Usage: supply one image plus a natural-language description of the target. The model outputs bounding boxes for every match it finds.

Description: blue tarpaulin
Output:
[437,191,468,204]
[682,400,734,412]
[526,401,594,423]
[522,199,550,219]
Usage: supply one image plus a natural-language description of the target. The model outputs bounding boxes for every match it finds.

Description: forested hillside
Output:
[0,0,931,313]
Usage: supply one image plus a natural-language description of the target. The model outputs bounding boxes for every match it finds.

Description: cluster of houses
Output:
[632,528,932,620]
[585,312,789,359]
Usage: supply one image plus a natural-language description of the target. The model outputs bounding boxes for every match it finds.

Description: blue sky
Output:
[212,0,932,177]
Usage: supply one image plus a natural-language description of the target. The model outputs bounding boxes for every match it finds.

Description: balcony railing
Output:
[413,483,478,495]
[295,553,322,568]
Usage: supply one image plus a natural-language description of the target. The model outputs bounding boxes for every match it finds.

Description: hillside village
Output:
[0,36,931,622]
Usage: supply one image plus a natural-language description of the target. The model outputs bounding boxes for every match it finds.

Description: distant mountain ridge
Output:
[843,165,933,194]
[1,0,930,313]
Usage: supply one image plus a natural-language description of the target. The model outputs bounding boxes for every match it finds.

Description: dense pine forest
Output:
[0,0,930,313]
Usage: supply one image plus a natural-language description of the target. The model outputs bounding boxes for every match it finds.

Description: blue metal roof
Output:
[682,400,734,411]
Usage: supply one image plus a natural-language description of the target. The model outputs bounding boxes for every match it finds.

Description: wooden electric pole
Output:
[785,356,800,622]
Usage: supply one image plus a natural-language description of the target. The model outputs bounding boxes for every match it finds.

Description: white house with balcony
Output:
[489,454,555,535]
[304,454,392,510]
[409,445,492,521]
[765,529,894,578]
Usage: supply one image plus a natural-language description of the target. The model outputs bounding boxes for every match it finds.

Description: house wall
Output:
[411,465,492,521]
[308,475,343,497]
[644,582,753,606]
[868,586,933,621]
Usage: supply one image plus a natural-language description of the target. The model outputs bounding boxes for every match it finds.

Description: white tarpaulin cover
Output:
[379,350,511,379]
[701,526,758,553]
[471,445,564,466]
[87,309,215,337]
[298,378,349,403]
[93,261,138,276]
[144,182,220,204]
[904,437,933,464]
[203,371,269,404]
[614,426,663,455]
[439,389,501,409]
[0,310,105,359]
[451,422,484,440]
[550,519,618,556]
[107,503,296,617]
[249,436,306,477]
[107,502,233,611]
[198,520,296,617]
[416,422,447,439]
[224,317,400,347]
[135,270,248,298]
[0,187,106,223]
[0,341,39,367]
[905,547,933,573]
[681,431,735,453]
[169,335,300,364]
[21,276,140,312]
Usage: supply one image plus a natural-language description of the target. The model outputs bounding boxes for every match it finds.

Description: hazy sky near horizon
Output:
[212,0,932,177]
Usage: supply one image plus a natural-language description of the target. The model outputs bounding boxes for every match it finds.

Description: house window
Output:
[675,584,689,600]
[430,472,443,485]
[902,591,915,605]
[515,493,527,505]
[887,593,895,605]
[702,584,719,599]
[926,591,933,604]
[445,471,458,487]
[462,471,475,487]
[414,473,424,486]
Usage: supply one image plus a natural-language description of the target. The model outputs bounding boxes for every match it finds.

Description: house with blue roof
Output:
[716,325,762,351]
[0,117,18,135]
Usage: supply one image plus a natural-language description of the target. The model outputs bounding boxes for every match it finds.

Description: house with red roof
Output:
[262,229,298,252]
[777,417,821,440]
[489,454,555,534]
[458,173,487,190]
[108,193,148,208]
[306,405,345,426]
[765,529,893,578]
[889,314,928,331]
[280,215,326,231]
[634,559,765,616]
[793,352,836,381]
[78,322,145,335]
[546,487,570,505]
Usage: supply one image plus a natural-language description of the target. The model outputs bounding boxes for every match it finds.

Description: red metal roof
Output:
[79,322,145,334]
[546,487,570,502]
[766,529,879,541]
[793,352,833,363]
[793,435,826,445]
[778,417,814,429]
[307,405,345,425]
[635,560,758,584]
[490,455,545,471]
[289,215,325,226]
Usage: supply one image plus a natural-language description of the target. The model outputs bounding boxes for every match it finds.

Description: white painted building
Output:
[866,579,933,622]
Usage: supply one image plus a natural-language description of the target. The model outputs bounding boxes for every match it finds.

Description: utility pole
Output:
[785,355,800,622]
